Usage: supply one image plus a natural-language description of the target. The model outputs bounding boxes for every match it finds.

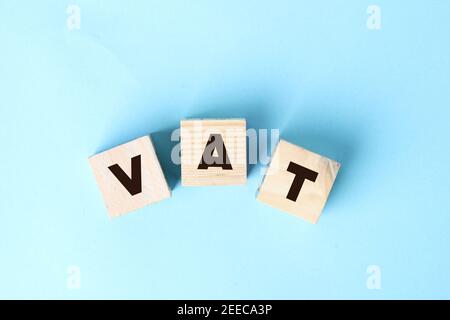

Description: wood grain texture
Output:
[180,119,247,186]
[257,139,340,224]
[88,135,171,218]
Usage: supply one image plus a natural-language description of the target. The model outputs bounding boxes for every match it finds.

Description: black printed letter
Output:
[286,162,318,201]
[108,155,142,196]
[198,134,232,170]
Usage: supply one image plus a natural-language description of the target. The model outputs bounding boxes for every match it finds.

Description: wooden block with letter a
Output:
[180,119,247,186]
[257,139,340,224]
[88,135,171,218]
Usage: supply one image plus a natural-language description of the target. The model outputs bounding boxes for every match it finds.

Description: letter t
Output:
[286,162,318,202]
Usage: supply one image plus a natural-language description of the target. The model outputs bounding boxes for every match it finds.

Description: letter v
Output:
[108,155,142,195]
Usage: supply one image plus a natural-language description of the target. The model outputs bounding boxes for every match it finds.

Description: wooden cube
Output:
[88,135,171,218]
[180,119,247,186]
[257,139,340,224]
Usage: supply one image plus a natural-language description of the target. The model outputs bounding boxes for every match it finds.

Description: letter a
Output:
[198,134,233,170]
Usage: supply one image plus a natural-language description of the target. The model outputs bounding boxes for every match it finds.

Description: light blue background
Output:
[0,1,449,299]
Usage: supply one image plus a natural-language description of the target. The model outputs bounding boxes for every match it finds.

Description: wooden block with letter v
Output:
[88,135,171,218]
[180,119,247,186]
[257,139,340,224]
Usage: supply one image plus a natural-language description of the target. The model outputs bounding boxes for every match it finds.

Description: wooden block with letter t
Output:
[257,139,340,224]
[180,119,247,186]
[88,135,171,218]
